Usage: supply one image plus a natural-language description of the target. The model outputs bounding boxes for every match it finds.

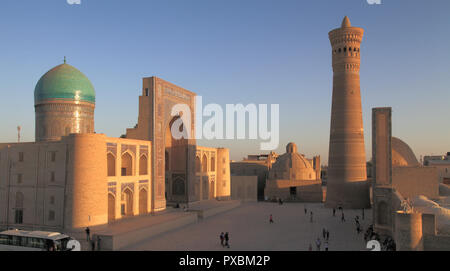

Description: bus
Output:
[0,229,80,251]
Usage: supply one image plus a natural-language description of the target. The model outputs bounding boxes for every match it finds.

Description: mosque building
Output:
[0,60,230,232]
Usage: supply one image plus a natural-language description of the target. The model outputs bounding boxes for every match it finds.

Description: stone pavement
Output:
[71,200,242,250]
[122,202,372,251]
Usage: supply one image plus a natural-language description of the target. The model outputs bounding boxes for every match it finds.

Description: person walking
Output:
[315,238,321,251]
[224,232,230,248]
[304,205,307,215]
[324,241,329,251]
[97,236,101,251]
[90,240,95,251]
[333,208,336,217]
[220,232,224,247]
[362,208,365,220]
[322,228,326,239]
[269,214,274,223]
[85,227,90,242]
[326,230,330,241]
[341,212,345,222]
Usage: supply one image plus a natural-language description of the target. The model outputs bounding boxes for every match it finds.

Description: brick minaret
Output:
[325,16,370,209]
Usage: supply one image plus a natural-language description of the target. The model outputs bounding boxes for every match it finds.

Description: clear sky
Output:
[0,0,449,162]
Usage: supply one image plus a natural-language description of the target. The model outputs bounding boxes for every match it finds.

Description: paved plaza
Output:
[122,202,372,251]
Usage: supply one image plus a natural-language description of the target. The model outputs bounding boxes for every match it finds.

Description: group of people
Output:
[310,236,329,251]
[332,207,347,222]
[219,232,230,248]
[382,236,396,251]
[305,205,331,251]
[364,225,378,242]
[364,224,396,251]
[85,227,102,251]
[304,206,314,223]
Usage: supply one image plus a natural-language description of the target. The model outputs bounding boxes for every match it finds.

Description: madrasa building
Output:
[0,60,230,231]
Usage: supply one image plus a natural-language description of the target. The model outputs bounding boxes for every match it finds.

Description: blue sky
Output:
[0,0,449,162]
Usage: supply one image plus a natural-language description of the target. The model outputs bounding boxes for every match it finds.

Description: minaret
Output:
[325,16,370,209]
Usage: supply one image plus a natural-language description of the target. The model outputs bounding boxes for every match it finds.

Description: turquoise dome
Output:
[34,63,95,104]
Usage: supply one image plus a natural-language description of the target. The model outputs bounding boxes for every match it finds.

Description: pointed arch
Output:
[121,188,133,216]
[195,156,201,173]
[139,154,148,175]
[202,154,208,173]
[211,157,215,172]
[121,151,133,176]
[108,193,116,222]
[139,188,148,215]
[107,152,116,176]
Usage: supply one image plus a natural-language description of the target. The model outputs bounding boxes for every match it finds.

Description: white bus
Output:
[0,229,80,251]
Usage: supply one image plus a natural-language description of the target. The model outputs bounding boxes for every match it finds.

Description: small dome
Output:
[34,62,95,104]
[392,137,420,167]
[341,16,351,28]
[270,143,316,181]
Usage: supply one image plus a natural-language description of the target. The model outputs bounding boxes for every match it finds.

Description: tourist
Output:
[225,232,230,248]
[97,236,102,251]
[310,211,313,223]
[91,240,95,251]
[333,208,336,217]
[324,241,329,251]
[326,230,330,241]
[322,228,326,239]
[315,238,321,251]
[341,212,345,222]
[85,227,90,242]
[304,205,307,215]
[269,214,274,223]
[220,232,224,247]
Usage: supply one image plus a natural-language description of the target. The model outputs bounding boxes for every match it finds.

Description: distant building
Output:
[264,143,322,202]
[230,152,277,201]
[423,154,450,185]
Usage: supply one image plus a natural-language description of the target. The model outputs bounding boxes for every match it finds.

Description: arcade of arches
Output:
[195,147,223,201]
[106,140,152,223]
